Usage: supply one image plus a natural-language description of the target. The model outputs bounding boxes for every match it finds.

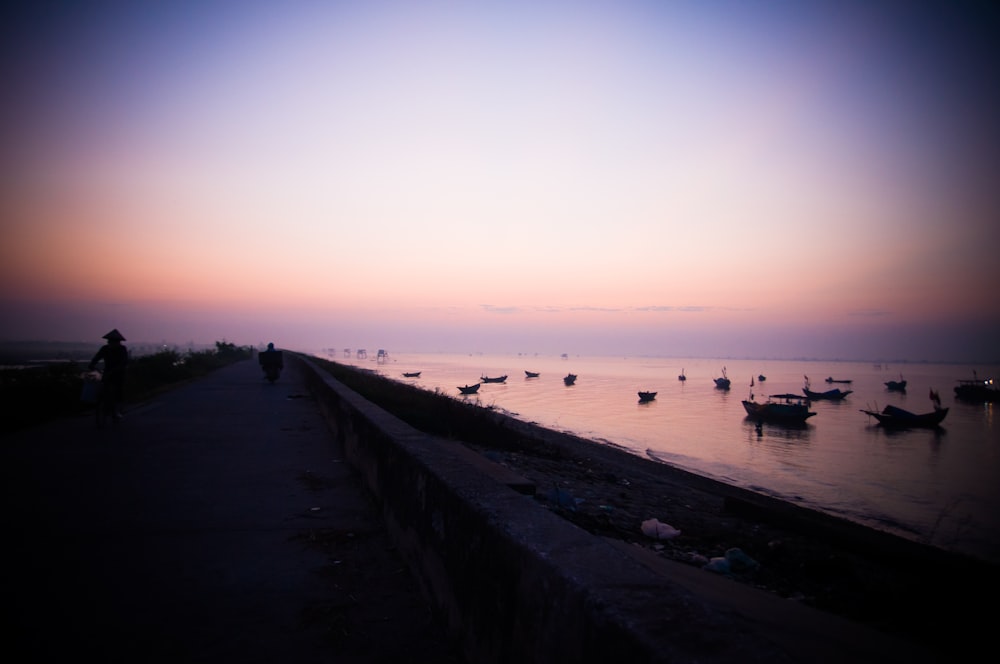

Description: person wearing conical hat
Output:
[89,329,129,424]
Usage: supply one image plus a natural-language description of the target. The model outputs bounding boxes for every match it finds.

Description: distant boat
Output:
[457,384,481,395]
[564,373,577,386]
[714,367,730,390]
[825,377,852,384]
[480,375,508,383]
[758,374,766,382]
[638,391,657,402]
[885,376,907,392]
[742,393,816,424]
[524,370,540,378]
[804,376,852,401]
[954,372,998,402]
[402,371,421,378]
[861,404,948,429]
[678,369,686,381]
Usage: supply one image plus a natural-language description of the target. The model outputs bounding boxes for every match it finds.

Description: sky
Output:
[2,0,998,362]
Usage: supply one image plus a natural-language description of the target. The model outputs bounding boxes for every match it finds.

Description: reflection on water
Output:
[326,351,1000,563]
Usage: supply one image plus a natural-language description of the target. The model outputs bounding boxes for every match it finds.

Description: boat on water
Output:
[638,391,657,402]
[885,376,907,392]
[954,372,998,402]
[402,371,421,378]
[803,376,852,400]
[564,374,577,386]
[457,384,481,395]
[825,377,852,384]
[861,404,948,429]
[480,375,508,383]
[742,393,816,424]
[524,371,540,378]
[714,367,731,390]
[757,374,766,382]
[678,369,686,381]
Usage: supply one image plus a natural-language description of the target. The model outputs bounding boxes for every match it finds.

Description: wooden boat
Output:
[678,369,686,381]
[825,377,852,384]
[954,373,998,402]
[861,404,948,428]
[402,371,421,378]
[524,371,540,378]
[803,387,853,401]
[885,376,907,392]
[714,367,730,390]
[564,373,577,386]
[742,393,816,424]
[803,376,851,400]
[457,384,481,395]
[637,391,657,402]
[480,375,508,383]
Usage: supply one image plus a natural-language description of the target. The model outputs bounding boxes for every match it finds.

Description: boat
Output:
[885,376,907,392]
[954,372,999,402]
[402,371,421,378]
[524,371,540,378]
[638,391,657,402]
[480,375,508,383]
[757,374,766,382]
[742,393,816,424]
[678,369,686,381]
[825,377,852,384]
[457,384,481,395]
[803,376,851,400]
[564,374,577,386]
[714,367,730,390]
[860,404,948,428]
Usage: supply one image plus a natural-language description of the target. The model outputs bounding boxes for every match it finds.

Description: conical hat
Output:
[102,328,126,341]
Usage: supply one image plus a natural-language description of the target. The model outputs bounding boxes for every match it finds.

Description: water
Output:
[322,351,1000,564]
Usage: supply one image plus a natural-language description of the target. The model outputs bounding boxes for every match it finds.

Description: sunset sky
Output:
[2,1,998,362]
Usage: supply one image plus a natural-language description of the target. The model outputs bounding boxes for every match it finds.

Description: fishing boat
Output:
[825,377,852,384]
[678,369,686,381]
[757,374,766,382]
[803,376,851,400]
[480,375,508,383]
[402,371,421,378]
[524,370,540,378]
[885,376,907,392]
[714,367,730,390]
[637,391,657,402]
[564,373,577,386]
[457,384,481,395]
[954,372,998,402]
[860,404,948,428]
[742,393,816,424]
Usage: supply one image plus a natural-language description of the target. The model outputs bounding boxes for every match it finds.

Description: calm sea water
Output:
[321,351,999,564]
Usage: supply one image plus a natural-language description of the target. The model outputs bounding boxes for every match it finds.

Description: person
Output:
[89,328,129,423]
[258,342,283,380]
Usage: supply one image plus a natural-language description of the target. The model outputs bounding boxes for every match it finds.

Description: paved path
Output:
[2,359,463,663]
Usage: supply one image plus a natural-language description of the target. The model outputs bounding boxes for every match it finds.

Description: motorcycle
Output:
[259,349,283,383]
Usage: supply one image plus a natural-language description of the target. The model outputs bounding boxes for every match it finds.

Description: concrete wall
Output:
[291,354,928,664]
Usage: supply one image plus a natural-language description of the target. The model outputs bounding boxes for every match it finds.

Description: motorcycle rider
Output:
[258,342,283,381]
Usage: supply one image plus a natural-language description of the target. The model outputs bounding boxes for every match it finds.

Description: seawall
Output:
[292,353,933,664]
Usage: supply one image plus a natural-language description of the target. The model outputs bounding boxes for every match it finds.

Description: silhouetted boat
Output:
[885,376,907,392]
[564,374,577,386]
[825,377,852,384]
[402,371,421,378]
[524,371,540,378]
[803,387,853,401]
[757,374,766,382]
[714,367,730,390]
[954,372,998,402]
[743,393,816,424]
[457,384,481,394]
[861,404,948,428]
[480,375,508,383]
[638,391,656,402]
[678,369,686,381]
